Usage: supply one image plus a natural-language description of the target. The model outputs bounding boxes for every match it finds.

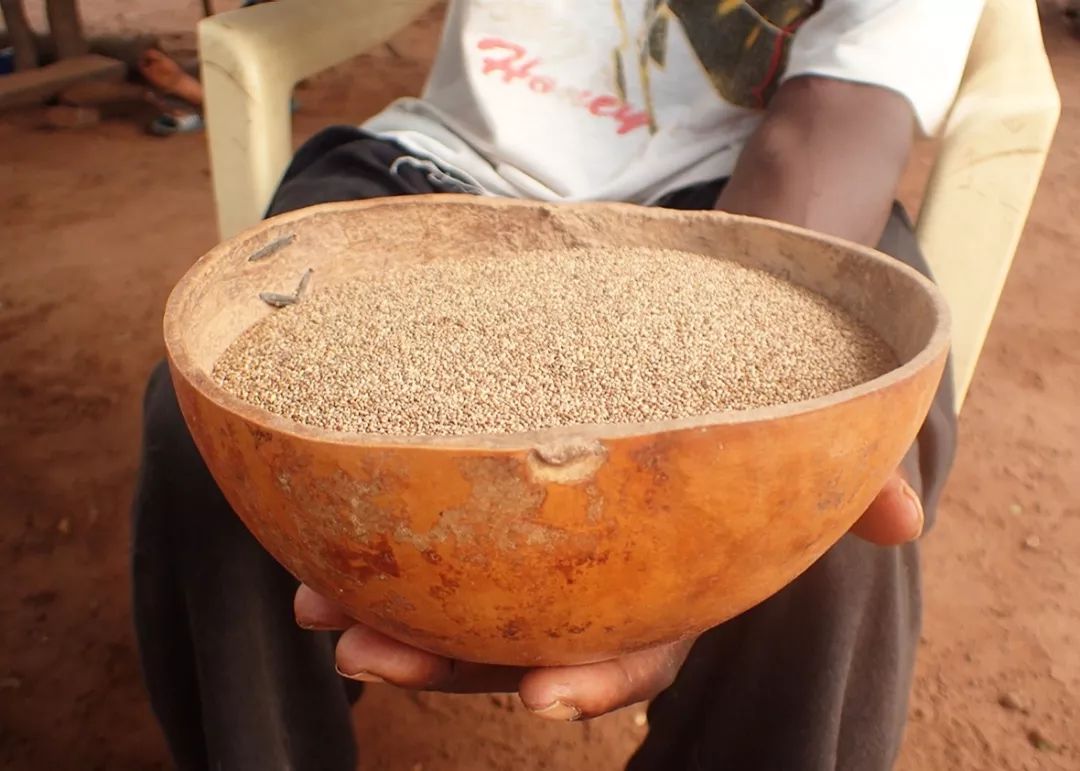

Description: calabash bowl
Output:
[164,195,949,666]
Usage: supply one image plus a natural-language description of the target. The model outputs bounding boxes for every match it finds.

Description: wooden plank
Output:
[59,80,145,107]
[0,54,126,110]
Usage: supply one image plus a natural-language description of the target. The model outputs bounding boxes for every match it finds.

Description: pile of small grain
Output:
[213,247,896,436]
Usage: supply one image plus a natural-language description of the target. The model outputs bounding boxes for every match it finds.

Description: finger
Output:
[335,624,526,692]
[432,661,526,694]
[850,471,924,546]
[335,624,453,687]
[293,583,357,631]
[518,639,693,721]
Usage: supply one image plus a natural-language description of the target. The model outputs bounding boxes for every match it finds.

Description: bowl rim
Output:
[164,195,952,451]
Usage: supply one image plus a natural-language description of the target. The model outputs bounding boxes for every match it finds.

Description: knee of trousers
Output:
[140,359,204,471]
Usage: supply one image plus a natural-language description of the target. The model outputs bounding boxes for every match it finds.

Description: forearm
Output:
[717,76,915,247]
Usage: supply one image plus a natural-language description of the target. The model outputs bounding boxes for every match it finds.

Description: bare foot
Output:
[138,49,204,107]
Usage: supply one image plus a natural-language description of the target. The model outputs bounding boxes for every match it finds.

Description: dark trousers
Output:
[132,127,957,771]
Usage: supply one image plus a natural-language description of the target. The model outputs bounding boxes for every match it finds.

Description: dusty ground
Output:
[16,0,248,37]
[1,5,1078,771]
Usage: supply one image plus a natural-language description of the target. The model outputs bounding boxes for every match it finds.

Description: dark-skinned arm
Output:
[717,75,915,247]
[721,74,923,547]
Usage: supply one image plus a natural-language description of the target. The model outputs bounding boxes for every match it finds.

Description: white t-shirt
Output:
[365,0,985,203]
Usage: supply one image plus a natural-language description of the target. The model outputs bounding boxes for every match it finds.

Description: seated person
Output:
[132,1,981,768]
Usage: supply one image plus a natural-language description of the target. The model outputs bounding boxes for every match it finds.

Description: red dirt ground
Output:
[1,7,1078,771]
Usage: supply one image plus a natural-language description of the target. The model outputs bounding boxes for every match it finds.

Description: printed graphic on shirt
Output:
[476,37,654,136]
[615,0,820,129]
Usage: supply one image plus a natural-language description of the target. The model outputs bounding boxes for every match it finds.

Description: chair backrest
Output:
[914,0,1059,411]
[200,0,437,238]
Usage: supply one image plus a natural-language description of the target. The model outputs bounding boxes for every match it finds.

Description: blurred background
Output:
[1,2,1078,769]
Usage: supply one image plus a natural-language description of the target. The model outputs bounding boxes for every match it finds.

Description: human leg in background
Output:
[131,128,459,771]
[625,181,957,771]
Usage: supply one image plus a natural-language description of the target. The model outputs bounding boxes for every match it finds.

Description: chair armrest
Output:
[199,0,438,238]
[916,0,1060,412]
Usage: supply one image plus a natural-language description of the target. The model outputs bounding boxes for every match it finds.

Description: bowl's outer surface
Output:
[165,196,949,666]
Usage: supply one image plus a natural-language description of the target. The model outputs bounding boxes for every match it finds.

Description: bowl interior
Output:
[165,196,949,443]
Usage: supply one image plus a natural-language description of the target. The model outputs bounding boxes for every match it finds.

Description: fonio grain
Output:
[213,247,896,436]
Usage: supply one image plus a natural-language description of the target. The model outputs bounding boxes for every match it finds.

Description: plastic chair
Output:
[198,0,437,238]
[199,0,1060,412]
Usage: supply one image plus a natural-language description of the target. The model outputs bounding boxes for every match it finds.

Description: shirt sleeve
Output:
[782,0,986,135]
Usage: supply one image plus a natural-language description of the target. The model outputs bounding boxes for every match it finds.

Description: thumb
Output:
[850,470,924,546]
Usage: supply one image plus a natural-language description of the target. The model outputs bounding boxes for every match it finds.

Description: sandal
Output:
[148,112,205,136]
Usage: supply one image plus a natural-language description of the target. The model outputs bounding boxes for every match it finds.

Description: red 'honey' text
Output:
[477,38,652,136]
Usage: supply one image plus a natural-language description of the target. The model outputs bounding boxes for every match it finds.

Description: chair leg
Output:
[45,0,90,59]
[0,0,39,70]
